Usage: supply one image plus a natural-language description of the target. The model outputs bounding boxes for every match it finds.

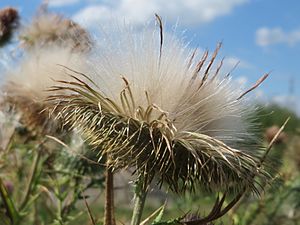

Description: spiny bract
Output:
[48,18,270,193]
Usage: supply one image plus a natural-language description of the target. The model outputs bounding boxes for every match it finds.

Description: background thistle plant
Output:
[0,5,108,224]
[0,55,102,222]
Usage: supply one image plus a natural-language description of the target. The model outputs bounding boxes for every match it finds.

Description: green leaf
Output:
[140,201,166,225]
[153,201,167,223]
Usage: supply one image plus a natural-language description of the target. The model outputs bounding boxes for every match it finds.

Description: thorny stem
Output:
[104,165,116,225]
[131,174,148,225]
[0,177,19,224]
[19,145,42,211]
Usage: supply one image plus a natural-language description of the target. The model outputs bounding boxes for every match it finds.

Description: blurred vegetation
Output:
[257,103,300,133]
[227,104,300,225]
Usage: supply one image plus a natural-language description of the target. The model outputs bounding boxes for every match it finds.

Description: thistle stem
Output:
[0,177,19,224]
[131,174,148,225]
[19,146,42,211]
[104,166,115,225]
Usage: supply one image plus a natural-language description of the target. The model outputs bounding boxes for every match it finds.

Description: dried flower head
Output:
[2,47,84,136]
[48,18,270,194]
[0,7,19,46]
[20,9,91,52]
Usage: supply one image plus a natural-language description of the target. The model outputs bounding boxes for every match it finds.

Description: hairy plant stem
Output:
[104,164,115,225]
[19,146,42,211]
[131,174,148,225]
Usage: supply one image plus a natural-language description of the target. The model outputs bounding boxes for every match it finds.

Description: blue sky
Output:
[1,0,300,113]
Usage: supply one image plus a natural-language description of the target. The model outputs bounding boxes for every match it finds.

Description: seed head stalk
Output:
[104,160,116,225]
[131,173,148,225]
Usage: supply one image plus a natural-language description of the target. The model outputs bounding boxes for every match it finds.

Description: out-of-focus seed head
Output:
[19,9,91,52]
[2,47,84,137]
[264,125,287,144]
[47,18,271,194]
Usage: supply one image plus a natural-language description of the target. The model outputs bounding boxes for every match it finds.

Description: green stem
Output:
[131,175,148,225]
[0,177,19,224]
[19,147,42,211]
[56,197,63,224]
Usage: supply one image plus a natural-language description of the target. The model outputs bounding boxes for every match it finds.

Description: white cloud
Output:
[73,0,247,28]
[254,89,264,99]
[223,57,242,70]
[72,5,112,26]
[256,27,300,47]
[235,76,248,87]
[48,0,79,7]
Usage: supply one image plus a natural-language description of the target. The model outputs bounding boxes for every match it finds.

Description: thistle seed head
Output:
[48,18,270,194]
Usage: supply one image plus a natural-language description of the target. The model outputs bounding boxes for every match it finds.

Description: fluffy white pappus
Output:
[4,46,84,102]
[79,23,257,149]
